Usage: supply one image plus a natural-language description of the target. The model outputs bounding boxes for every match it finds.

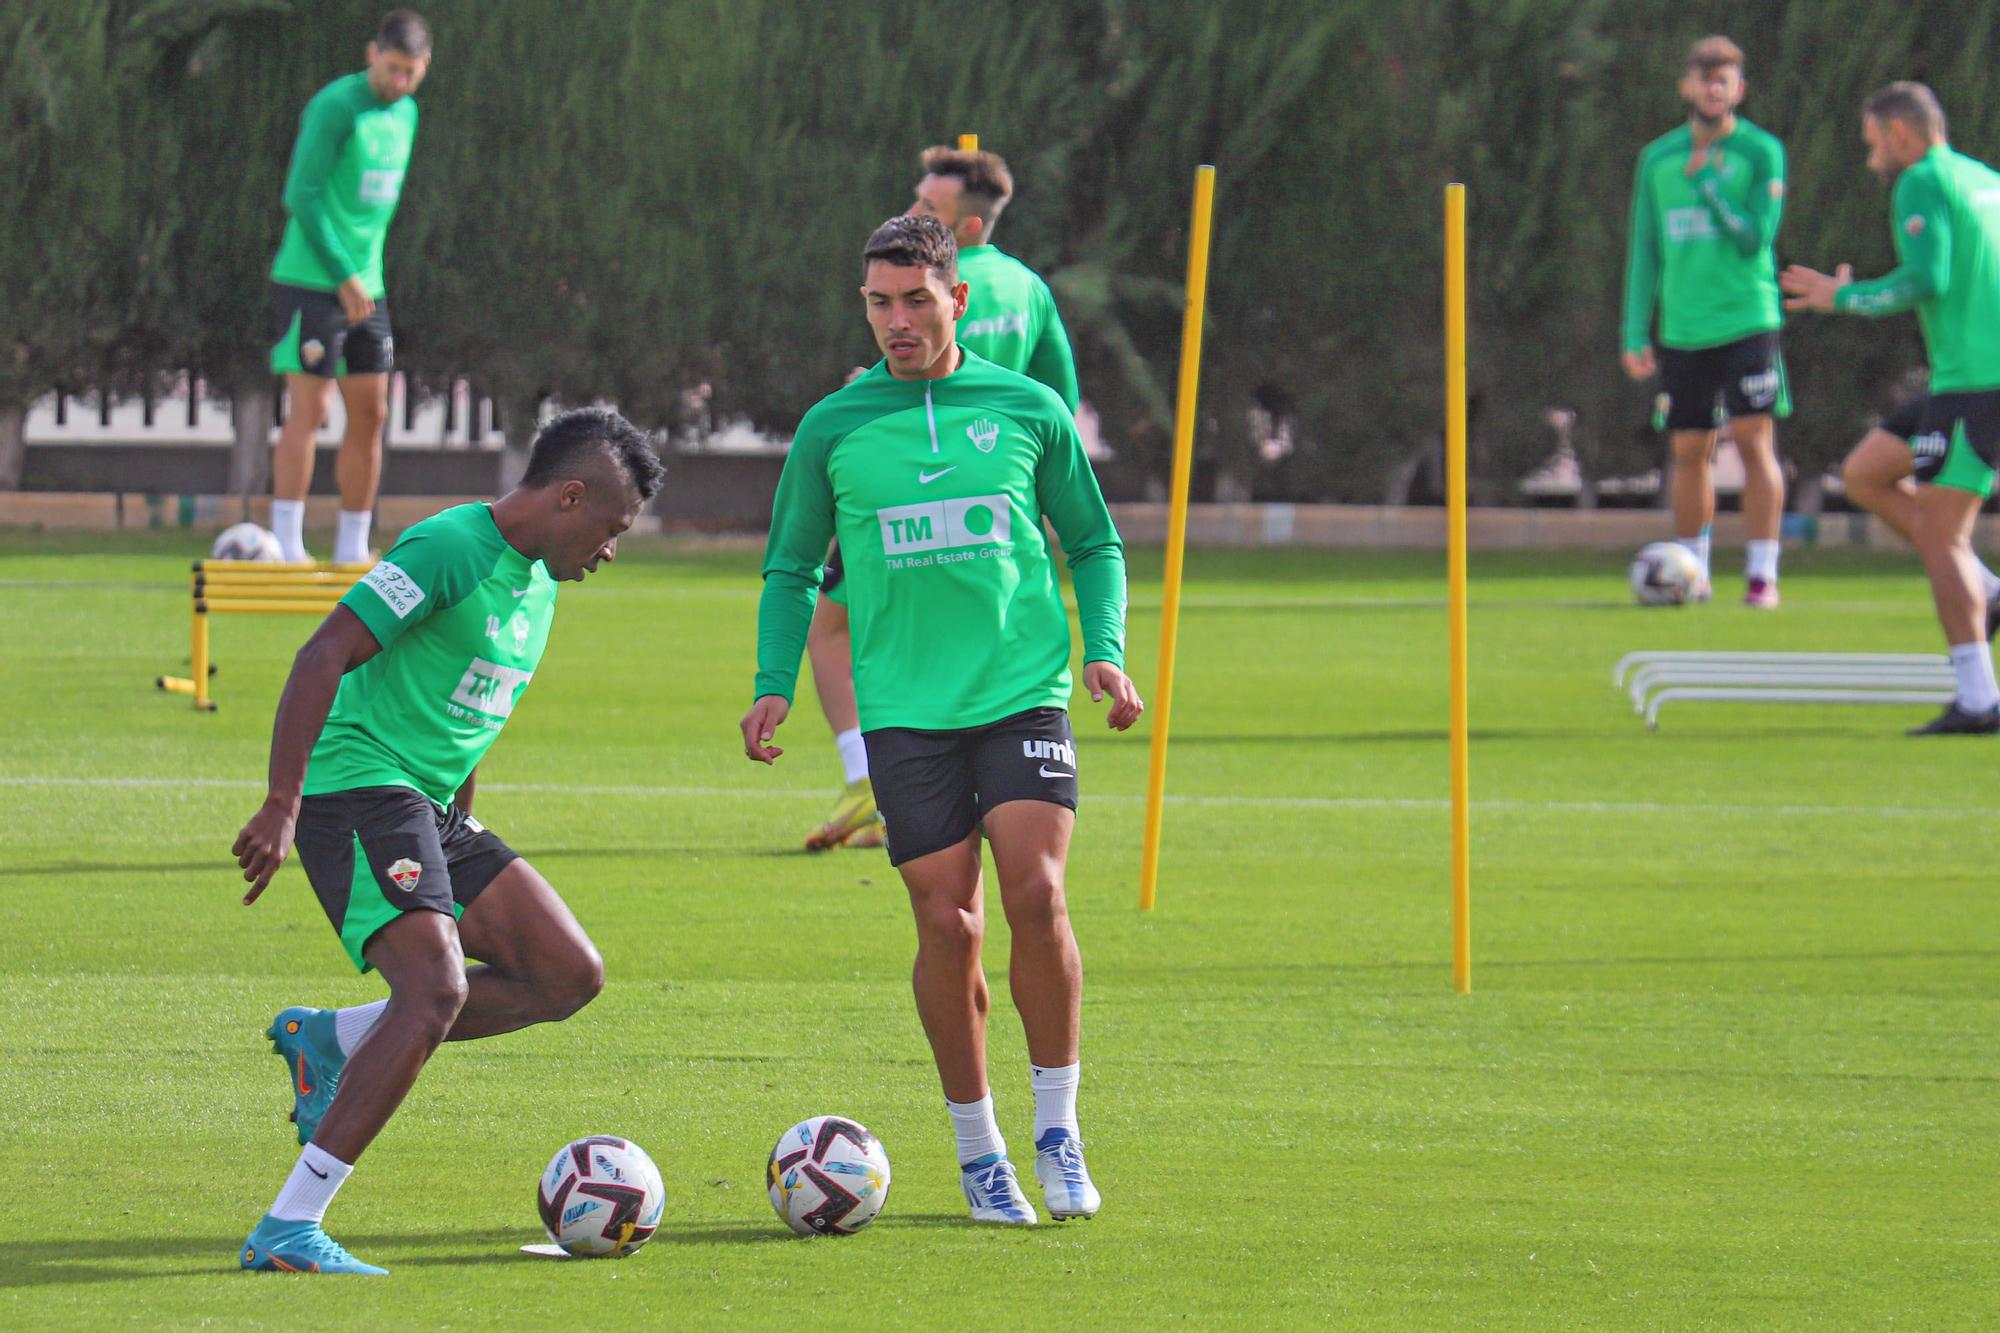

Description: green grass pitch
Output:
[1,529,1995,1327]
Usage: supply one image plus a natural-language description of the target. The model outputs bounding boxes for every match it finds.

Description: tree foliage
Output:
[9,0,2000,499]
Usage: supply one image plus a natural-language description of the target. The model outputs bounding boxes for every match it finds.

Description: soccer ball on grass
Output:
[210,522,284,563]
[1629,540,1703,606]
[536,1135,665,1257]
[767,1115,892,1236]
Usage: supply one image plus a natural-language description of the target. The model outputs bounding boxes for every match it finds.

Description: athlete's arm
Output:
[1026,285,1082,413]
[1035,402,1138,729]
[747,421,838,759]
[1832,175,1951,316]
[281,92,367,314]
[1691,140,1784,258]
[1621,151,1662,359]
[233,607,382,902]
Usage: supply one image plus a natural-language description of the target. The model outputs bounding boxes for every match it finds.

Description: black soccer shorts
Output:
[1909,391,2000,496]
[863,707,1079,867]
[1655,330,1786,432]
[293,786,518,972]
[269,282,395,379]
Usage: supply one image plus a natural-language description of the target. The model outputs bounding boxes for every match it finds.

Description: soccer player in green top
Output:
[802,145,1083,852]
[266,10,429,567]
[743,215,1140,1224]
[1783,83,2000,734]
[230,408,664,1273]
[1622,35,1789,607]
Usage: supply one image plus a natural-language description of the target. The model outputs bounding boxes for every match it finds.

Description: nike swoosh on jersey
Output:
[510,587,530,597]
[1038,765,1072,779]
[918,467,958,484]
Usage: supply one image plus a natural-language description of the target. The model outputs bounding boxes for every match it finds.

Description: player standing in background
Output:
[1784,83,2000,733]
[743,216,1140,1224]
[801,145,1083,852]
[266,10,429,566]
[1622,35,1790,607]
[231,409,663,1274]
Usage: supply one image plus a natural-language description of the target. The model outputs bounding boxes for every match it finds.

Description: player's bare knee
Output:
[1004,876,1069,936]
[913,898,981,955]
[541,942,605,1020]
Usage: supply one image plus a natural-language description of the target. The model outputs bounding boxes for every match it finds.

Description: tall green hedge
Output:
[9,0,2000,500]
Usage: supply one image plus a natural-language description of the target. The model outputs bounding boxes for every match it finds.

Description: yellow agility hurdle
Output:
[156,559,370,711]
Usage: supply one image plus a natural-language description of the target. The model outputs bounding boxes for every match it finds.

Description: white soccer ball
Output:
[536,1135,666,1257]
[767,1116,892,1236]
[210,522,284,563]
[1629,541,1703,606]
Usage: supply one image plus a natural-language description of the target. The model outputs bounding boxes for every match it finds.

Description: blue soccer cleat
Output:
[960,1152,1037,1225]
[267,1006,345,1146]
[1033,1128,1102,1219]
[239,1214,386,1275]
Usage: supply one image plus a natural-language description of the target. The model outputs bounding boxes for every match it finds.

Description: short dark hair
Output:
[520,407,665,502]
[374,10,432,57]
[863,214,957,284]
[1687,35,1743,73]
[919,145,1015,224]
[1866,81,1947,141]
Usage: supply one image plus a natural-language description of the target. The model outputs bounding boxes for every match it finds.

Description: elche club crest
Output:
[385,857,422,892]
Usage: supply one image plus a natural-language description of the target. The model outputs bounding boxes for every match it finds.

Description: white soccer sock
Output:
[1979,560,2000,602]
[268,1142,353,1224]
[946,1092,1006,1167]
[1745,539,1780,583]
[1949,641,2000,712]
[1030,1061,1081,1141]
[270,499,308,563]
[334,509,373,565]
[1676,532,1711,581]
[333,999,389,1056]
[834,728,870,785]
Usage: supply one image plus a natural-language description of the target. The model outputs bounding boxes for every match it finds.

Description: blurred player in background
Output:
[1623,35,1790,607]
[802,145,1083,851]
[1785,82,2000,733]
[745,216,1138,1224]
[266,10,429,565]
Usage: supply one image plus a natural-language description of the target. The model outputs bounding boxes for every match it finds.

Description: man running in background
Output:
[1623,35,1789,607]
[744,215,1140,1223]
[1840,390,2000,639]
[232,408,663,1273]
[1784,82,2000,733]
[803,145,1083,850]
[266,10,429,565]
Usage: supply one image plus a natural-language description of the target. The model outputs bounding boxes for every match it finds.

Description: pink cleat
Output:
[1744,577,1780,609]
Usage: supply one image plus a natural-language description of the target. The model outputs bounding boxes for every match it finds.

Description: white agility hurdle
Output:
[1611,651,1954,729]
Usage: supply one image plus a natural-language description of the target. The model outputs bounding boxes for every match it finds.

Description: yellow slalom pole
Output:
[1445,183,1472,993]
[1139,164,1217,912]
[192,608,214,712]
[959,133,978,151]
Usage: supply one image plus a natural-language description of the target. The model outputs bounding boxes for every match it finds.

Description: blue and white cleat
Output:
[239,1213,386,1275]
[960,1152,1037,1225]
[1034,1128,1102,1219]
[267,1006,345,1146]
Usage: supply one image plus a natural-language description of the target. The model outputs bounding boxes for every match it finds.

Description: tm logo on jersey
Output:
[962,311,1028,340]
[877,495,1011,564]
[1665,206,1719,242]
[449,657,535,724]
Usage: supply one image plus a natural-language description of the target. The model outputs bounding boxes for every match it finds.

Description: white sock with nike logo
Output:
[269,1143,352,1224]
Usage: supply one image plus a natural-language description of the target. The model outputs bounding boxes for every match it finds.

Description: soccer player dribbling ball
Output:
[1783,82,2000,734]
[803,145,1084,853]
[266,10,430,566]
[1622,35,1790,607]
[742,214,1142,1224]
[232,409,664,1274]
